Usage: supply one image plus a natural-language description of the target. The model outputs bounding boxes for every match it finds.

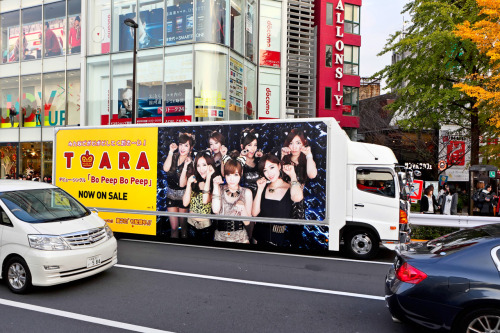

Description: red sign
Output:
[163,115,191,123]
[158,106,186,114]
[446,140,466,166]
[342,105,351,113]
[259,50,280,68]
[410,179,424,201]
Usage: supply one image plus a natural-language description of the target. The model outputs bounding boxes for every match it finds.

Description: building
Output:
[0,0,359,179]
[314,0,361,140]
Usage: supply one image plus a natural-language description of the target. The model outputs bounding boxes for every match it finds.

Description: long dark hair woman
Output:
[182,150,216,241]
[251,153,303,246]
[281,128,317,183]
[163,132,195,238]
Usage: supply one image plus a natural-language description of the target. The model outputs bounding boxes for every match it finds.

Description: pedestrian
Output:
[35,107,41,126]
[9,106,17,127]
[479,184,495,216]
[442,186,458,215]
[420,186,438,214]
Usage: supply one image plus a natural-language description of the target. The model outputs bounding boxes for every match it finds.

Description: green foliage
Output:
[375,0,490,164]
[411,226,459,240]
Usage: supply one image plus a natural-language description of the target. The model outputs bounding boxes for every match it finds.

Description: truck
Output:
[53,118,411,259]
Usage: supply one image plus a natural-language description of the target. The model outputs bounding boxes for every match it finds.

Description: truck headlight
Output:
[104,224,114,240]
[28,235,71,251]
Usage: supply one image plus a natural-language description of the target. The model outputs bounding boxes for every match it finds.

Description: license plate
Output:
[87,255,102,268]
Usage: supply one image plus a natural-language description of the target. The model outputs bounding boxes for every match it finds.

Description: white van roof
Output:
[0,180,56,192]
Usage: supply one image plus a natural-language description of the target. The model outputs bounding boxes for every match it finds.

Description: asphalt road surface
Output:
[0,239,434,333]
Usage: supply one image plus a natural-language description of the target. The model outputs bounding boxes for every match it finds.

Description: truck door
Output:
[352,168,399,231]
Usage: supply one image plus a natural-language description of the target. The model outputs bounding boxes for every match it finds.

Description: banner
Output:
[56,120,329,249]
[259,17,281,67]
[55,128,158,234]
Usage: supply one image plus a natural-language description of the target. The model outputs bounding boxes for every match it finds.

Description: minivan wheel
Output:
[4,256,32,294]
[344,229,379,260]
[457,308,500,333]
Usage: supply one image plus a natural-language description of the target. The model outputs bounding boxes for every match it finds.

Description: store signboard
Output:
[258,84,279,119]
[259,17,281,68]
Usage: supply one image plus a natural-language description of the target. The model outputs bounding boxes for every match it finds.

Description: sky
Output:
[360,0,408,90]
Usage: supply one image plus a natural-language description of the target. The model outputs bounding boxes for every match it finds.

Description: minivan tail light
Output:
[396,262,427,284]
[399,209,408,224]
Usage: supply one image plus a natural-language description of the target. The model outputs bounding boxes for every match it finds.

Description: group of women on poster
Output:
[162,127,318,246]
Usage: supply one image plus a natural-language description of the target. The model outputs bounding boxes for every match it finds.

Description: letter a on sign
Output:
[336,0,344,11]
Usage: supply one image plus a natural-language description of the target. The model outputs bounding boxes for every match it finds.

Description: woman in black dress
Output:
[251,154,303,246]
[163,132,194,238]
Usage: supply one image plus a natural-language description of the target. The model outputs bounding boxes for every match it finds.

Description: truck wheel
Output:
[345,229,379,260]
[456,308,500,333]
[4,256,32,294]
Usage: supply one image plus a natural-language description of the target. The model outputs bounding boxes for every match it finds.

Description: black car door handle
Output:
[355,204,364,207]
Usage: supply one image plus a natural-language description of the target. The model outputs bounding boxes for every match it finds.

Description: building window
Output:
[344,45,359,76]
[22,6,42,61]
[68,0,82,54]
[166,0,193,45]
[1,11,20,64]
[325,87,332,109]
[343,86,359,116]
[138,0,164,49]
[44,1,66,57]
[326,3,333,26]
[345,4,360,35]
[43,72,66,126]
[325,45,332,67]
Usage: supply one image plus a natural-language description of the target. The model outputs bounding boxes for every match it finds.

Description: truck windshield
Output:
[0,188,90,223]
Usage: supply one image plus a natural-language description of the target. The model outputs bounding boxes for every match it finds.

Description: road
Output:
[0,239,432,332]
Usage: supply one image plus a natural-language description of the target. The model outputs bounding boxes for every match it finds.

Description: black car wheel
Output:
[457,308,500,333]
[344,228,379,260]
[4,256,32,294]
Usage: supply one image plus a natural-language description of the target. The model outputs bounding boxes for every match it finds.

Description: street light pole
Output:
[124,18,138,124]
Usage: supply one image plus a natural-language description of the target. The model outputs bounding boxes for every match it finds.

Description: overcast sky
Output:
[360,0,408,90]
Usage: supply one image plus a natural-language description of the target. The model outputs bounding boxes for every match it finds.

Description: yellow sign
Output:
[55,128,158,235]
[194,90,226,108]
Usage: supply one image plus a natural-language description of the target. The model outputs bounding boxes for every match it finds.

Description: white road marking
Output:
[116,264,385,301]
[0,298,174,333]
[120,238,393,265]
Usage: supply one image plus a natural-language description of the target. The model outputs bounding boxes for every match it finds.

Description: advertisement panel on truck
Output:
[55,120,329,249]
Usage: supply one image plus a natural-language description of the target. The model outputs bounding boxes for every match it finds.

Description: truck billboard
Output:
[55,120,328,249]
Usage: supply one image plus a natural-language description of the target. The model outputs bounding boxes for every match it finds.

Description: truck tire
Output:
[4,256,32,294]
[344,228,379,260]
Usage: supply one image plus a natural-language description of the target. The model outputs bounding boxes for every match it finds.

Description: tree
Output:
[375,0,490,165]
[454,0,500,167]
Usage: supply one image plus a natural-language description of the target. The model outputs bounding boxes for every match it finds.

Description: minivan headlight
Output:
[28,235,70,251]
[104,224,114,240]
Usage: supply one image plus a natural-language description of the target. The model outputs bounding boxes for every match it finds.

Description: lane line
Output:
[120,238,393,265]
[116,264,385,301]
[0,298,173,333]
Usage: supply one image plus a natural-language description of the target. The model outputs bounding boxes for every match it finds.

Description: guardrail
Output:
[409,213,500,228]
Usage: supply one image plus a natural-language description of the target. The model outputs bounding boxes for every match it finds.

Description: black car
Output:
[385,224,500,332]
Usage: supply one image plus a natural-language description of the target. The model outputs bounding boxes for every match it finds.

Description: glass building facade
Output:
[87,0,258,126]
[0,0,258,179]
[0,0,82,179]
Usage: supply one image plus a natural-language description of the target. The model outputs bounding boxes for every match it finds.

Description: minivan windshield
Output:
[0,188,90,223]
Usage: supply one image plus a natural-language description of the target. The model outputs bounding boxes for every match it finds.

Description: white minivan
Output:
[0,180,117,293]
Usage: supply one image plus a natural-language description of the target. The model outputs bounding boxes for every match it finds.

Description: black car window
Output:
[427,228,492,255]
